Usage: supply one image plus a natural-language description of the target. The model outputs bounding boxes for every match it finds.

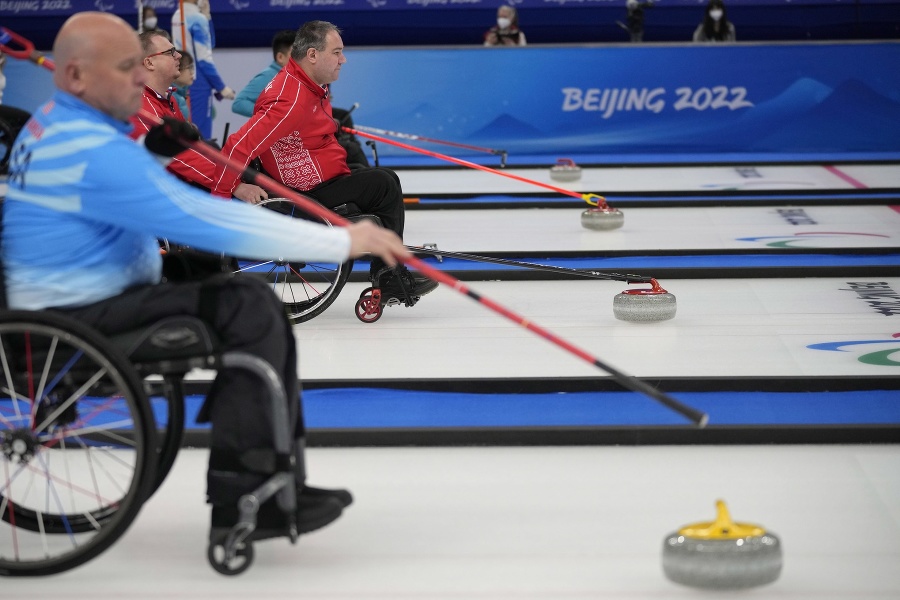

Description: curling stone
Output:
[581,206,624,231]
[549,158,582,182]
[662,500,782,590]
[613,279,676,322]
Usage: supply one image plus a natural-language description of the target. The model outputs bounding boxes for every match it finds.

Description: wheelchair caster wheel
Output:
[355,287,383,323]
[208,540,255,576]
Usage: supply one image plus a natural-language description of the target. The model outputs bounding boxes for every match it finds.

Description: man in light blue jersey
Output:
[2,11,412,543]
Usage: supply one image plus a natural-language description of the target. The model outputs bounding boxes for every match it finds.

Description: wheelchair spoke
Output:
[233,259,274,273]
[288,265,323,299]
[32,365,107,434]
[0,334,26,424]
[1,460,22,560]
[32,335,59,425]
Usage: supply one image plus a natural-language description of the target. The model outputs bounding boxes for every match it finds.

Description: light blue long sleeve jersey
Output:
[231,61,281,117]
[2,91,350,310]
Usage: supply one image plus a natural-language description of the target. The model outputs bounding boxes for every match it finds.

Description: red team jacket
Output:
[213,58,350,197]
[129,86,218,189]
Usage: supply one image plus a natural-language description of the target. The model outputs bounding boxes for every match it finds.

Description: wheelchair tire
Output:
[147,379,186,498]
[0,310,157,576]
[236,199,352,324]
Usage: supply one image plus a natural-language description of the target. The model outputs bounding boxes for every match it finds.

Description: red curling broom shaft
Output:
[343,126,588,200]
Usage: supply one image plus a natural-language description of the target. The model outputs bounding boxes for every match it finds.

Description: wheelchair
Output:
[0,307,301,577]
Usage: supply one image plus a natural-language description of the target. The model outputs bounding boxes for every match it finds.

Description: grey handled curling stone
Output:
[550,158,582,182]
[580,192,624,231]
[581,206,625,231]
[662,500,783,590]
[613,279,676,322]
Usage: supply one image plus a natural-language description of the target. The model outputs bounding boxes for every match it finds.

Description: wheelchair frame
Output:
[0,309,299,576]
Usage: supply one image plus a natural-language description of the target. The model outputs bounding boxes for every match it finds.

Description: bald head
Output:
[53,12,146,121]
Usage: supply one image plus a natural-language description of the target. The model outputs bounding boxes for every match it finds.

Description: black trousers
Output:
[305,167,405,276]
[56,275,301,504]
[306,167,405,238]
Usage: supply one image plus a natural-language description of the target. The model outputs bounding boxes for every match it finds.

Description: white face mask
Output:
[144,17,158,29]
[497,17,511,29]
[709,9,723,20]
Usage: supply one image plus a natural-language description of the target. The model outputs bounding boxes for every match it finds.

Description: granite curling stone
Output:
[581,206,625,231]
[662,500,783,590]
[549,158,582,182]
[613,279,676,322]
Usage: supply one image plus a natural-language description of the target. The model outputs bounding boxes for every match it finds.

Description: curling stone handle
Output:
[620,279,670,295]
[677,500,767,539]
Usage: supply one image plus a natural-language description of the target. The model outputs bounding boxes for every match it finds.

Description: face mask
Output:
[144,17,158,29]
[497,17,511,29]
[0,71,5,104]
[709,9,723,20]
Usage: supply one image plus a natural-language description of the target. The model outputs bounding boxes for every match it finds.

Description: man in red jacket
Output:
[130,30,268,204]
[213,20,436,302]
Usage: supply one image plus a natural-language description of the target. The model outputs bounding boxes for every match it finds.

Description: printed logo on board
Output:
[144,0,176,8]
[0,1,39,12]
[808,333,900,366]
[841,282,900,317]
[561,86,753,119]
[775,208,817,226]
[737,232,890,248]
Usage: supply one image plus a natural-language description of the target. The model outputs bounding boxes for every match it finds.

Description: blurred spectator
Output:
[140,6,165,35]
[618,0,654,43]
[693,0,736,42]
[484,5,526,47]
[172,0,235,139]
[173,49,195,122]
[232,30,295,117]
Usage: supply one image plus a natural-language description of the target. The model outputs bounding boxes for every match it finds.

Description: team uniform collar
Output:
[53,90,134,134]
[286,58,329,99]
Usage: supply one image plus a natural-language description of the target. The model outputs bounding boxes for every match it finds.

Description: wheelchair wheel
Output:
[237,199,352,324]
[144,379,185,498]
[0,311,157,576]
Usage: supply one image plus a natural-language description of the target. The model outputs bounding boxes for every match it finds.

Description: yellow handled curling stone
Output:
[662,500,782,589]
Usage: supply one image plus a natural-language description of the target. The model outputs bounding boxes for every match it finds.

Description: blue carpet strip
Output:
[168,383,900,446]
[404,192,900,209]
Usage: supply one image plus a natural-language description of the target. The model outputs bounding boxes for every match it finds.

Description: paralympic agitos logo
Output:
[808,333,900,366]
[738,232,891,248]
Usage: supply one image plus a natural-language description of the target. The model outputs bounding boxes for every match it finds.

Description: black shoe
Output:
[301,485,354,508]
[210,494,344,543]
[378,266,438,300]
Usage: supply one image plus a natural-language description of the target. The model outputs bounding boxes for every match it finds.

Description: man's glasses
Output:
[147,46,179,59]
